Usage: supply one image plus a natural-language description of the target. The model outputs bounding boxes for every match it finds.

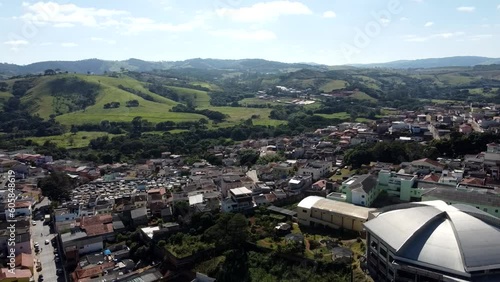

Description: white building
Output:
[297,196,375,232]
[297,161,332,181]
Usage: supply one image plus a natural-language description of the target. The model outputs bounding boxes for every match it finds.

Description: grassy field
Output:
[330,168,353,181]
[189,81,221,91]
[239,97,280,106]
[319,80,348,92]
[165,86,211,107]
[435,73,479,85]
[315,112,350,120]
[26,131,121,148]
[351,91,377,102]
[201,106,284,127]
[353,75,381,90]
[16,74,208,125]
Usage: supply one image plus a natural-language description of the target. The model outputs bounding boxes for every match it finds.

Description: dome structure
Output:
[364,200,500,281]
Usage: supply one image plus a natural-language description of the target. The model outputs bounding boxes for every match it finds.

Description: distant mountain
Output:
[351,56,500,69]
[0,58,328,76]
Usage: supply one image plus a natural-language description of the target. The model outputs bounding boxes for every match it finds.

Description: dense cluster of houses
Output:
[2,102,500,281]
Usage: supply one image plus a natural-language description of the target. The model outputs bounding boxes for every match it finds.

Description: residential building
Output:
[377,171,418,201]
[336,174,379,207]
[221,187,254,212]
[364,201,500,282]
[297,196,375,232]
[287,175,312,195]
[410,158,445,173]
[297,161,332,181]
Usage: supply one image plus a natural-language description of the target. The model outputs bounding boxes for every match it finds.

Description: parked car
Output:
[44,240,49,245]
[32,221,36,226]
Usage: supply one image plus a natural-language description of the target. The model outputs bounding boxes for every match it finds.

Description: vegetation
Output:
[38,171,75,201]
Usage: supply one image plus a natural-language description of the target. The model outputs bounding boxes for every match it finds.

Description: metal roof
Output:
[298,196,374,220]
[364,201,500,276]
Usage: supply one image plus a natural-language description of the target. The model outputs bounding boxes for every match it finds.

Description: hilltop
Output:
[351,56,500,69]
[0,58,329,77]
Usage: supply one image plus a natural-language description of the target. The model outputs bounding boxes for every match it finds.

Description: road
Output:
[32,198,66,282]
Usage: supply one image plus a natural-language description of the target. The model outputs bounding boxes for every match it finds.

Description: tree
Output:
[38,172,74,201]
[44,69,56,75]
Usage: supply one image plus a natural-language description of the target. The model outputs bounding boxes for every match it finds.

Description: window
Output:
[362,195,365,198]
[380,247,387,260]
[496,209,498,213]
[303,209,307,213]
[484,208,488,212]
[370,240,377,250]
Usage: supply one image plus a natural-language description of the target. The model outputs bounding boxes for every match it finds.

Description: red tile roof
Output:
[15,253,34,269]
[422,173,440,182]
[72,261,115,281]
[0,268,32,279]
[461,177,485,186]
[412,158,444,168]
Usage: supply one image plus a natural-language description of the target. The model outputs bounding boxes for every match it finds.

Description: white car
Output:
[44,240,49,245]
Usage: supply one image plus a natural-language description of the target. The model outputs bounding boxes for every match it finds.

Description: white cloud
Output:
[323,11,336,18]
[122,15,206,33]
[53,23,75,28]
[215,1,312,23]
[20,2,129,27]
[424,21,434,27]
[18,2,208,34]
[456,6,475,12]
[4,39,29,46]
[209,29,276,40]
[90,37,116,44]
[61,42,78,47]
[400,17,409,21]
[403,32,465,42]
[497,4,500,9]
[469,34,493,41]
[380,17,390,25]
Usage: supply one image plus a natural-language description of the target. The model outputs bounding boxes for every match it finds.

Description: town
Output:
[1,99,500,282]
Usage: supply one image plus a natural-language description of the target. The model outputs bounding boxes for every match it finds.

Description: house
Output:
[54,208,78,233]
[221,187,254,212]
[220,174,243,197]
[60,231,104,267]
[15,253,34,275]
[297,161,332,181]
[79,214,114,241]
[334,174,379,207]
[287,175,312,195]
[410,158,444,173]
[0,268,32,282]
[0,222,31,256]
[131,207,148,226]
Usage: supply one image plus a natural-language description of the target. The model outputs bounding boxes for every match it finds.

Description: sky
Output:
[1,0,499,65]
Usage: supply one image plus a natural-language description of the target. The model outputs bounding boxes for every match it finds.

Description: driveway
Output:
[31,199,66,282]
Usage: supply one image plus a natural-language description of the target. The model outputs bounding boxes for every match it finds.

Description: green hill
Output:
[11,74,206,125]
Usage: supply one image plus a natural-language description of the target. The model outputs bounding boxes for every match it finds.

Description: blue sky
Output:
[1,0,499,65]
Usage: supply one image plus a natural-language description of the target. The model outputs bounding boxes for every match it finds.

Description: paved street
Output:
[32,198,65,282]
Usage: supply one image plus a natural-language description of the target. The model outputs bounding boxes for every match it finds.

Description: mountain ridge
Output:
[1,56,500,76]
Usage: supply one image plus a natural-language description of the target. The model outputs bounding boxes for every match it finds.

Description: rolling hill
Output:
[351,56,500,69]
[0,58,329,77]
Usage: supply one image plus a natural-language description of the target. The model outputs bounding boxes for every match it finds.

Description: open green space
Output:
[26,131,121,149]
[319,80,348,92]
[315,112,350,120]
[165,85,211,107]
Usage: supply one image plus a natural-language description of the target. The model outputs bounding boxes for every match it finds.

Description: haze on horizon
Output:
[1,0,499,66]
